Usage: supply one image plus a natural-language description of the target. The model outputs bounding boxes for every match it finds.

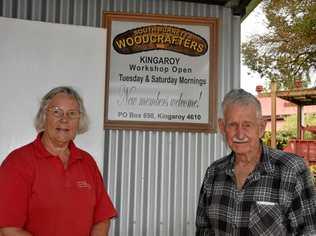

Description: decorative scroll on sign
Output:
[103,12,218,132]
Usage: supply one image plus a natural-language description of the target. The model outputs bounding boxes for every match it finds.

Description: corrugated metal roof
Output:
[175,0,261,17]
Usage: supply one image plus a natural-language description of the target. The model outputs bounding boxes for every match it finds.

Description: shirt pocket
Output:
[249,202,287,236]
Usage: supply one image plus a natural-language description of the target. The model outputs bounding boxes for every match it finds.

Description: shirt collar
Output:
[225,141,275,176]
[258,144,275,174]
[33,132,83,161]
[225,153,235,177]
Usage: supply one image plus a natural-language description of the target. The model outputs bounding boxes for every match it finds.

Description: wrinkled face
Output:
[218,103,266,156]
[43,93,80,145]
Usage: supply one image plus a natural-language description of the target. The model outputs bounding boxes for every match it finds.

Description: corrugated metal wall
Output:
[0,0,241,235]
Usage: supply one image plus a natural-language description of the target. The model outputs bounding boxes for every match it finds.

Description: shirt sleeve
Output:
[196,167,215,235]
[288,165,316,235]
[92,164,117,224]
[0,152,34,227]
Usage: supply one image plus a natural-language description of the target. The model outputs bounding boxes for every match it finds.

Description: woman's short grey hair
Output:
[221,88,262,118]
[34,86,89,134]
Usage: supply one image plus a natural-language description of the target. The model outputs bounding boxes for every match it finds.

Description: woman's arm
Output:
[0,227,33,236]
[90,220,110,236]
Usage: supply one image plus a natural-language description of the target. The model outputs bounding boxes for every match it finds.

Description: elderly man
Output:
[196,89,316,235]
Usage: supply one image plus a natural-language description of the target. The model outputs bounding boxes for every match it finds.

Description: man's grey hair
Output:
[34,86,89,134]
[221,88,262,118]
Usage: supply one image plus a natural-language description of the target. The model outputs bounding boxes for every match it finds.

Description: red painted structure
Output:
[257,86,316,167]
[284,125,316,166]
[284,139,316,166]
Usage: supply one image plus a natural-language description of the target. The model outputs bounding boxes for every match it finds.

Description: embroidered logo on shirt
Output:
[76,180,91,189]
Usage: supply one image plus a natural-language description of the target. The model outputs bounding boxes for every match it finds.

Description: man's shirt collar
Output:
[225,142,275,177]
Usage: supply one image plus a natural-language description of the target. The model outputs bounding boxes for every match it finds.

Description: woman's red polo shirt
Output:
[0,135,117,236]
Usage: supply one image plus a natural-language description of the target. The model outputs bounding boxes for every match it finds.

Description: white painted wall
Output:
[0,17,106,172]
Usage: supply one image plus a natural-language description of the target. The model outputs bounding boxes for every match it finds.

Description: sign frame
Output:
[103,12,218,132]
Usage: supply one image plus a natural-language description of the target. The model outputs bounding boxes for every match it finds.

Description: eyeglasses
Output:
[46,107,81,120]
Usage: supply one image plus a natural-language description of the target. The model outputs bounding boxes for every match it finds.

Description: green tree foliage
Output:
[282,112,316,139]
[262,130,295,149]
[241,0,316,90]
[262,113,316,149]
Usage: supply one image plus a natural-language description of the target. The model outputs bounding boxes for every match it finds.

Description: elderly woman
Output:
[0,86,117,236]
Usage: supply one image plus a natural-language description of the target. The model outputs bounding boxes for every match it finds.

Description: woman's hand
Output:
[0,227,33,236]
[90,220,110,236]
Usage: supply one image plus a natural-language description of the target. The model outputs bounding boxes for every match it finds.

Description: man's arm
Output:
[289,166,316,235]
[0,227,33,236]
[196,182,214,235]
[196,166,216,235]
[90,220,110,236]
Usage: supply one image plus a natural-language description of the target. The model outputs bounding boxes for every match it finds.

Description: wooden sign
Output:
[103,12,218,132]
